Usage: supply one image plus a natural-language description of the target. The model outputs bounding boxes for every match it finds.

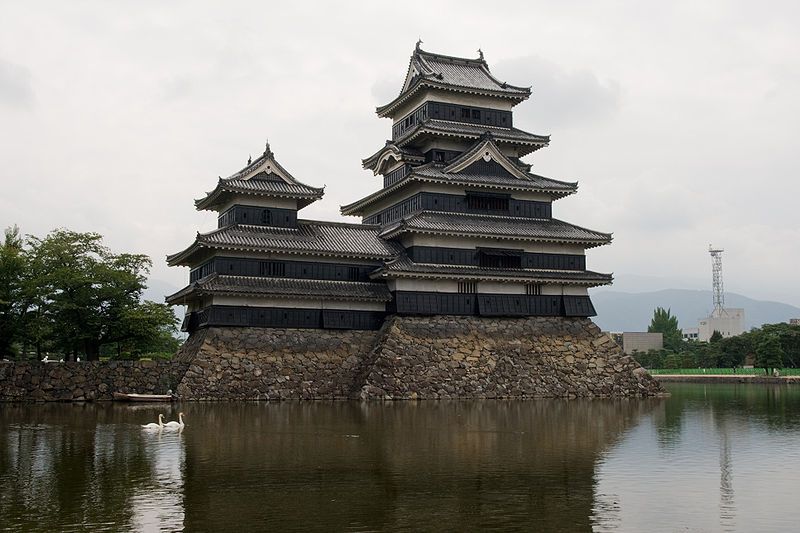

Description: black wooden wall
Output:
[405,246,586,270]
[363,191,551,225]
[190,257,379,283]
[392,101,513,139]
[391,292,596,318]
[187,306,385,331]
[218,205,297,229]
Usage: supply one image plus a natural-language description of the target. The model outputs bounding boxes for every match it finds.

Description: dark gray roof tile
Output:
[167,274,392,304]
[379,211,612,247]
[167,220,402,266]
[374,255,612,286]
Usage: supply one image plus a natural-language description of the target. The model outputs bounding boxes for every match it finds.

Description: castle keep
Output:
[168,44,612,329]
[166,45,663,400]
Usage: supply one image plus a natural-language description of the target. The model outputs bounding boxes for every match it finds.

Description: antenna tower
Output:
[709,244,725,317]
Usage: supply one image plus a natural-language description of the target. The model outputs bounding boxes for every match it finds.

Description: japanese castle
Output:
[167,44,613,331]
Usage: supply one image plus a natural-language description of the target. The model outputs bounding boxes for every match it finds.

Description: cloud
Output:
[0,59,34,110]
[493,56,620,131]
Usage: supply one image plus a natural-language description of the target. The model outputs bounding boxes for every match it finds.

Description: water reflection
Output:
[0,404,186,532]
[130,429,185,531]
[593,384,800,533]
[1,386,799,532]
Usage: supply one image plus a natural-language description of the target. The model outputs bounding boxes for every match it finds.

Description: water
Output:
[1,384,799,532]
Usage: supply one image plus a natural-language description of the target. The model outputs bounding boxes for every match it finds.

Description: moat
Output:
[2,383,799,532]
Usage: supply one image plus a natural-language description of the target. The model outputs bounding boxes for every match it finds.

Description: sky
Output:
[1,0,799,307]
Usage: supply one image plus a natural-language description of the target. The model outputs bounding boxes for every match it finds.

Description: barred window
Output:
[458,282,477,294]
[526,284,542,295]
[467,194,509,212]
[260,261,286,277]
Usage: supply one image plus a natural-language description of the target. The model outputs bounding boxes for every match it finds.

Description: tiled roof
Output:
[362,143,424,173]
[340,163,576,216]
[167,220,402,266]
[195,145,325,211]
[397,119,548,150]
[377,46,531,117]
[166,274,392,304]
[374,255,612,286]
[379,211,612,247]
[414,165,575,191]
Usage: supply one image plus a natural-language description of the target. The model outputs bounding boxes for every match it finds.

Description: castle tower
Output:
[341,44,612,317]
[166,144,397,332]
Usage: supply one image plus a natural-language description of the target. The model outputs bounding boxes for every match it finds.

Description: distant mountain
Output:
[592,289,800,332]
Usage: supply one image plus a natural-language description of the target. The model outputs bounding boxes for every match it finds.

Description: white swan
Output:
[163,412,185,430]
[142,414,165,430]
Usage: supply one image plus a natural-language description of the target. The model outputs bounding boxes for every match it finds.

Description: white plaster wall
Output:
[399,234,586,255]
[477,282,525,294]
[389,279,460,292]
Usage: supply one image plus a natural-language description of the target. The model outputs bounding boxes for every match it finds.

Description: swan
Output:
[141,414,165,430]
[163,412,185,430]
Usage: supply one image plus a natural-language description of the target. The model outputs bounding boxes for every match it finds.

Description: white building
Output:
[683,327,699,341]
[697,308,745,342]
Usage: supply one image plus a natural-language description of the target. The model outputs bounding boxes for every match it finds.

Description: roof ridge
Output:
[297,218,382,229]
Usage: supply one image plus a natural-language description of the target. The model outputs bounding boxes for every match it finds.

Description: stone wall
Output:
[359,316,664,399]
[175,316,663,400]
[0,360,188,402]
[0,316,665,402]
[175,326,384,400]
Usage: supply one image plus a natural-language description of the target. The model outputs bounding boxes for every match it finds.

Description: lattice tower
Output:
[709,244,725,317]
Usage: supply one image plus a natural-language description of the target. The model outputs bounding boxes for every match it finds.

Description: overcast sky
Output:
[1,0,798,308]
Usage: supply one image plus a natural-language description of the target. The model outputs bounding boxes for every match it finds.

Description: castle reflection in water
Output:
[2,385,800,532]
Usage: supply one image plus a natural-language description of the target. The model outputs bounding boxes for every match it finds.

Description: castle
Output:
[167,44,612,330]
[166,44,662,400]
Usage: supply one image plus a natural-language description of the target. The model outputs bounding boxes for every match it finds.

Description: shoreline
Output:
[654,374,800,384]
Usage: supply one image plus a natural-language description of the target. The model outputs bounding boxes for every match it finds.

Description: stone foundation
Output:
[175,316,664,400]
[0,316,665,402]
[175,326,384,400]
[359,316,664,399]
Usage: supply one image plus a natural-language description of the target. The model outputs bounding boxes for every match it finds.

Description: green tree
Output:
[23,229,177,360]
[717,334,753,369]
[760,323,800,367]
[709,330,723,343]
[0,226,26,358]
[755,335,784,375]
[648,307,684,351]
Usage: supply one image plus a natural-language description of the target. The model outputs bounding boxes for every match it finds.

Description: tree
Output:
[709,330,723,343]
[22,229,177,360]
[648,307,684,351]
[0,226,26,358]
[755,335,784,375]
[717,334,753,369]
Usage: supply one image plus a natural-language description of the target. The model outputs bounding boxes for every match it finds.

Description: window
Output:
[260,261,286,277]
[526,284,542,296]
[479,251,522,269]
[347,266,360,281]
[467,194,510,212]
[458,281,477,293]
[261,209,272,225]
[471,109,481,120]
[461,107,470,119]
[434,151,446,162]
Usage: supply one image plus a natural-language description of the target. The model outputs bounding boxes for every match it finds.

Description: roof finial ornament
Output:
[247,155,252,165]
[415,38,423,52]
[264,139,272,157]
[477,48,484,61]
